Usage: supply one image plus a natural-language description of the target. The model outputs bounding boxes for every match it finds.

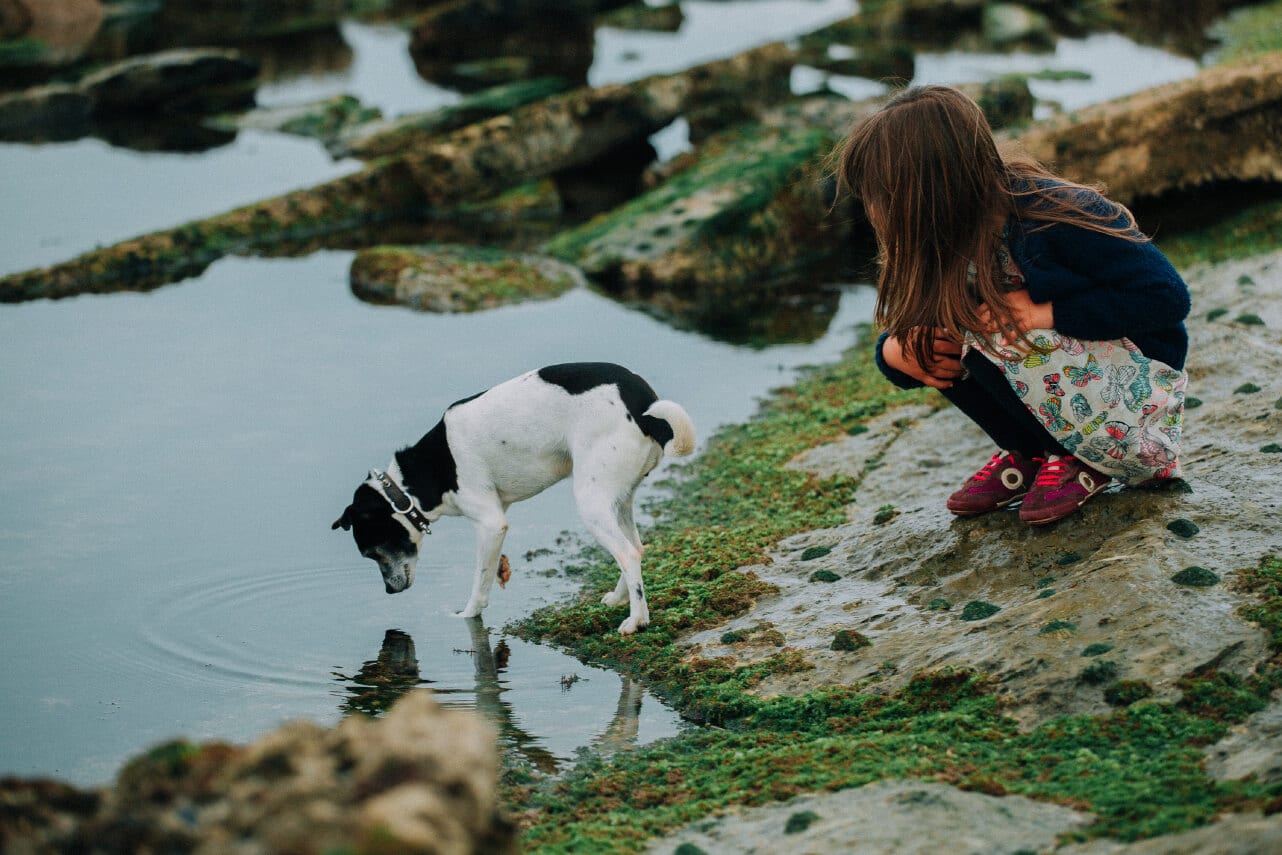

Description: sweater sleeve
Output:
[1015,216,1191,343]
[874,331,926,390]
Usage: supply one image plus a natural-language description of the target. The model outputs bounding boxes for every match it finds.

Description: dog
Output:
[332,362,696,635]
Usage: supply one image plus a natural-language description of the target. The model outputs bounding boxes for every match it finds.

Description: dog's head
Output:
[332,482,421,594]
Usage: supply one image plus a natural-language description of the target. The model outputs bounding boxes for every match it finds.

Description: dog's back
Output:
[441,363,694,506]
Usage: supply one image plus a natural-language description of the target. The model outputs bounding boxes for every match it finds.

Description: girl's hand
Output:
[883,329,963,389]
[977,289,1054,336]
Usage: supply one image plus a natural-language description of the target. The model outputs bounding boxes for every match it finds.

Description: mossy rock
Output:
[543,123,836,290]
[1079,659,1119,685]
[349,244,583,312]
[784,810,821,834]
[831,630,871,651]
[1104,679,1154,706]
[927,598,952,611]
[809,569,842,583]
[1261,443,1282,454]
[1172,566,1220,587]
[1166,519,1200,538]
[960,601,1001,621]
[1082,643,1114,657]
[1038,620,1078,638]
[1234,382,1262,394]
[799,545,832,561]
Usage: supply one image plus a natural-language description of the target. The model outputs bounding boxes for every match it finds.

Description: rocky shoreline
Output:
[4,1,1282,853]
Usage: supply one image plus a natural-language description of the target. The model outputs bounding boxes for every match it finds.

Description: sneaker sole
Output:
[947,492,1029,517]
[1021,486,1109,525]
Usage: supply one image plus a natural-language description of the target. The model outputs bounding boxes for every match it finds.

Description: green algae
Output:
[960,601,1001,622]
[1079,660,1120,685]
[1262,443,1282,453]
[1206,307,1229,321]
[928,598,952,611]
[784,810,821,833]
[831,630,871,652]
[1082,643,1114,657]
[800,546,832,561]
[1039,620,1078,638]
[1172,567,1221,587]
[809,569,842,583]
[1166,519,1200,538]
[872,504,898,525]
[1103,680,1154,707]
[1157,196,1282,270]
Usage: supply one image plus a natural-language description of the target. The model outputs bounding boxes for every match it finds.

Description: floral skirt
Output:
[965,330,1187,484]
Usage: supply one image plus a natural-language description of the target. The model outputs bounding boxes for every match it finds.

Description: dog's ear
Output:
[332,505,353,531]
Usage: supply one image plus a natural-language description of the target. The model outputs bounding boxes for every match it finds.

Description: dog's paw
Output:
[454,605,483,619]
[617,615,649,636]
[601,589,626,607]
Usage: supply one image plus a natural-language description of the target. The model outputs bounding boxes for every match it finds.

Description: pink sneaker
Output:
[1019,455,1112,525]
[947,451,1042,517]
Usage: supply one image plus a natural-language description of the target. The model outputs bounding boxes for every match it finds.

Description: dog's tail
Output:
[644,400,696,457]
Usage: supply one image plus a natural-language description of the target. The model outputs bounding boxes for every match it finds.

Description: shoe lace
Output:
[1036,455,1074,487]
[972,453,1005,482]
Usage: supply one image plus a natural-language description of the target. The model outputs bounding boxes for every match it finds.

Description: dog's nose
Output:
[384,582,397,594]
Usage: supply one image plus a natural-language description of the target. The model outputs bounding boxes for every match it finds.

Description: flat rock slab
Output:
[679,249,1282,731]
[644,779,1095,854]
[349,243,585,312]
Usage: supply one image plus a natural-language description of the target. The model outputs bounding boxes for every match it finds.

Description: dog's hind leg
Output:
[601,486,643,609]
[576,480,649,635]
[456,500,509,619]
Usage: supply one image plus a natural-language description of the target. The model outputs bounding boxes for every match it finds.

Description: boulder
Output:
[79,47,258,114]
[0,691,518,855]
[349,243,585,312]
[1011,52,1282,205]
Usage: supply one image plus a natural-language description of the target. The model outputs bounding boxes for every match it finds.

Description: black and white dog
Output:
[332,363,695,635]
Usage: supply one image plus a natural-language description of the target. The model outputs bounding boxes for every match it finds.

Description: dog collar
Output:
[368,469,432,534]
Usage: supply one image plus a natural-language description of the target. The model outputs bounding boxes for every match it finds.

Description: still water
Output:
[1,1,1202,785]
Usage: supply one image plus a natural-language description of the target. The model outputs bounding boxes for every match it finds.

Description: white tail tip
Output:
[645,400,696,457]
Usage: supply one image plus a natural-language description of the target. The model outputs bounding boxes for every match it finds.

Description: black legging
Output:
[940,351,1068,459]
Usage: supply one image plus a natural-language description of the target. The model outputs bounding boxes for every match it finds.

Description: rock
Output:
[220,94,381,149]
[1011,52,1282,205]
[1203,694,1282,785]
[982,2,1053,48]
[684,249,1282,730]
[1058,810,1282,854]
[645,779,1095,855]
[349,244,585,312]
[335,77,569,159]
[0,0,101,63]
[0,82,91,141]
[79,47,258,114]
[0,691,518,855]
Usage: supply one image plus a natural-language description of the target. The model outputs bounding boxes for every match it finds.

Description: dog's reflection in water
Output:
[333,629,430,717]
[333,619,645,773]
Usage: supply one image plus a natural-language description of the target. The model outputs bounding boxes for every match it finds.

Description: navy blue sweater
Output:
[874,191,1191,389]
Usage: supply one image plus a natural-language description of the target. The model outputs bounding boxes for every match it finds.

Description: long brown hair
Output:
[834,85,1143,362]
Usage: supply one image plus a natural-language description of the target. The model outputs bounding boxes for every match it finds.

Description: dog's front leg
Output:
[456,511,508,619]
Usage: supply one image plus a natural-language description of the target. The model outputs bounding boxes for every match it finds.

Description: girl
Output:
[836,85,1191,525]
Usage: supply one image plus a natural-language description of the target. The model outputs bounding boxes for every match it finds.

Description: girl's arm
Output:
[1011,216,1191,342]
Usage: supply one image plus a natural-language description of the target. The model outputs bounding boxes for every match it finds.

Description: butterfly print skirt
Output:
[965,330,1187,484]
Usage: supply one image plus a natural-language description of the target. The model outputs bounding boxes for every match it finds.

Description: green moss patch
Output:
[800,546,833,561]
[1166,519,1200,538]
[960,601,1002,622]
[831,630,871,651]
[349,243,579,312]
[809,569,842,583]
[1172,567,1221,587]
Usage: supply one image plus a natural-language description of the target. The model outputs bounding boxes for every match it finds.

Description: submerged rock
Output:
[0,691,517,855]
